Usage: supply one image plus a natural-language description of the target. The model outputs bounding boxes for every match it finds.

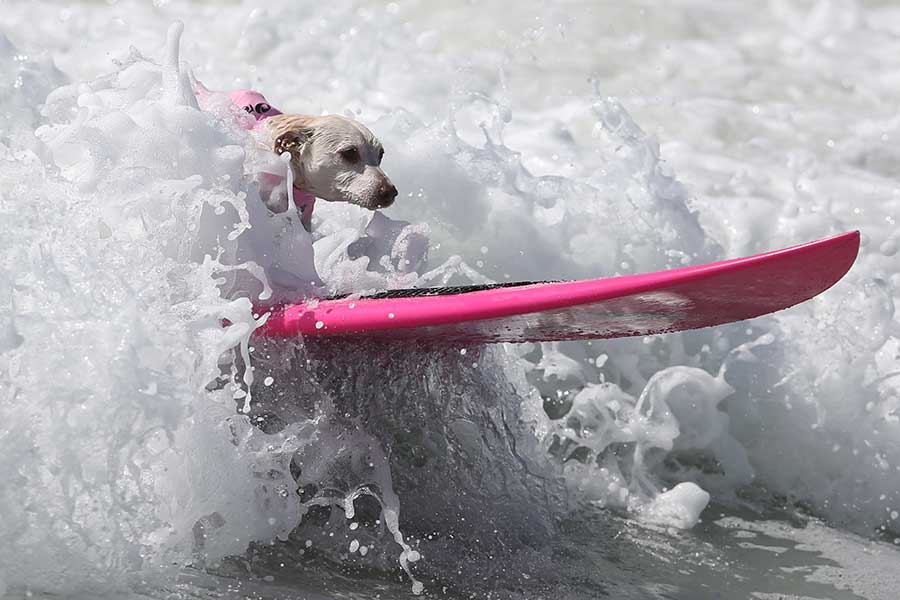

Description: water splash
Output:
[3,1,900,597]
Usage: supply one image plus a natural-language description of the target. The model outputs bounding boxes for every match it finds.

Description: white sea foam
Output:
[1,0,900,596]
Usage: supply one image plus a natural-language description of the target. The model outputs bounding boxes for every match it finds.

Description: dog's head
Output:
[266,114,397,210]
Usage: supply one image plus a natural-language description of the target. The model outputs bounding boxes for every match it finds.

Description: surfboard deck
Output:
[253,231,860,344]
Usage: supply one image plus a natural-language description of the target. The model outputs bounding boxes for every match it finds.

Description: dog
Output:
[266,114,397,212]
[220,89,397,231]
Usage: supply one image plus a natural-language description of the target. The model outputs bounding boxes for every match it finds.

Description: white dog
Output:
[213,89,397,231]
[266,113,397,213]
[191,87,404,297]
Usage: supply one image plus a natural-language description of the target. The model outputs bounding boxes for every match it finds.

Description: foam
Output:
[1,0,899,596]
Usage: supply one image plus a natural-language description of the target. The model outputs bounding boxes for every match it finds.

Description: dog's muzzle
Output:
[376,181,398,208]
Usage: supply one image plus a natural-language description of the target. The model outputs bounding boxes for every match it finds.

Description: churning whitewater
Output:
[1,1,899,598]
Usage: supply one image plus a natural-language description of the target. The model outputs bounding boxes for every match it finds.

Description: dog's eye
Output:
[255,102,270,114]
[339,147,360,163]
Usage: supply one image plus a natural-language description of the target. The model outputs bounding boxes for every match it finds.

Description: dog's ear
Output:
[268,115,315,157]
[273,129,309,156]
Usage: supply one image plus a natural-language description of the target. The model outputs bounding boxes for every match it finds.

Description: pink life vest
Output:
[225,89,316,227]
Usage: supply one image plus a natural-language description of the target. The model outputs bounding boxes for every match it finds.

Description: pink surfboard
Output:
[253,231,860,344]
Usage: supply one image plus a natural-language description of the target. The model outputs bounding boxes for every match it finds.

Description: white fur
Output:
[265,114,397,212]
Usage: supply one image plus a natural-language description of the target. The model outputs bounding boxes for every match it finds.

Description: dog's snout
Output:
[378,182,398,208]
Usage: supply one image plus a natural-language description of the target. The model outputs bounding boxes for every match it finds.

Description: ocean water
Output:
[1,0,899,598]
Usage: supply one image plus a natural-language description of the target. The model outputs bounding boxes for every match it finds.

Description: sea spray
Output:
[0,30,760,600]
[0,27,351,594]
[3,1,900,596]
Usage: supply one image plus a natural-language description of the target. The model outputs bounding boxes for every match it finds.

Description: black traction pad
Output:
[328,280,557,301]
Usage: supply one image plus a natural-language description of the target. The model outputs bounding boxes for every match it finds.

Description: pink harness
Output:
[226,89,316,226]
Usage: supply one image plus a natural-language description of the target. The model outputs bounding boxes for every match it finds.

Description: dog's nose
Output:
[378,183,398,207]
